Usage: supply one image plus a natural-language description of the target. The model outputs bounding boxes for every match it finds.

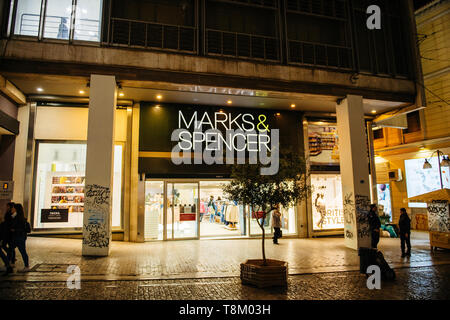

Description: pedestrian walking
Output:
[368,204,381,249]
[0,203,14,275]
[9,203,30,272]
[398,208,411,257]
[271,204,282,244]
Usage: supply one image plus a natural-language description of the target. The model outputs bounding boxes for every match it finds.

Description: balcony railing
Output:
[288,39,352,69]
[108,17,197,53]
[19,13,100,41]
[206,29,280,62]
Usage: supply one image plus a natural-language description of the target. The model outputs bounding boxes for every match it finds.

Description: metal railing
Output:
[109,17,197,53]
[206,29,280,62]
[19,13,100,41]
[288,39,352,69]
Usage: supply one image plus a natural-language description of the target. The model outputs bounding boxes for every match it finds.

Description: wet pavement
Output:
[0,265,449,300]
[1,231,449,282]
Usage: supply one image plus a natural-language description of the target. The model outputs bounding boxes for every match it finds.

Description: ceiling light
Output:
[37,87,43,92]
[291,104,296,108]
[79,90,85,94]
[227,100,232,104]
[423,159,432,169]
[119,92,124,97]
[371,110,377,114]
[275,113,281,116]
[156,95,162,100]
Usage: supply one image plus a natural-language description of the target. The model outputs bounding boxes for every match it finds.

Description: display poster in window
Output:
[41,209,69,223]
[308,124,339,165]
[377,183,392,219]
[405,157,450,208]
[311,174,344,230]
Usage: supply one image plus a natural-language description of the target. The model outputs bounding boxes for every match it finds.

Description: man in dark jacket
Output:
[368,204,381,249]
[0,203,14,274]
[398,208,411,257]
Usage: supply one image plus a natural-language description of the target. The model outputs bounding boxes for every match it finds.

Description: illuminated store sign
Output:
[171,110,280,175]
[311,174,344,230]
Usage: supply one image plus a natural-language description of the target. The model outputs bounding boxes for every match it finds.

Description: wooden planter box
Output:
[240,259,288,288]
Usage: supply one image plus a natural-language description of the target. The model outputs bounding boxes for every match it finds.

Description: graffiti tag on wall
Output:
[84,184,111,249]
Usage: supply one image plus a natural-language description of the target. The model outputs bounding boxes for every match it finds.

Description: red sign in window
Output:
[180,213,196,221]
[251,211,265,219]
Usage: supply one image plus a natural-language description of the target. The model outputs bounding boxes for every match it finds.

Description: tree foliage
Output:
[223,149,310,264]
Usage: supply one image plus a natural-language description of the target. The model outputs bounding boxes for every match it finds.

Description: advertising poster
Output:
[377,183,392,219]
[311,174,344,230]
[308,124,339,165]
[405,156,450,207]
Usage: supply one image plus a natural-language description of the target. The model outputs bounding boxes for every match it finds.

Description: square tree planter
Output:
[240,259,288,288]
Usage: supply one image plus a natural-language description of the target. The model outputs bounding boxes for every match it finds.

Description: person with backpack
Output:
[398,208,411,257]
[368,204,381,249]
[9,203,30,272]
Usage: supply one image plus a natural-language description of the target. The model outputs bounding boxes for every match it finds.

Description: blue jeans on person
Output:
[209,207,216,222]
[12,236,29,268]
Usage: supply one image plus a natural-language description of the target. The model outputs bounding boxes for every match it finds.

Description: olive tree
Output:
[223,150,310,265]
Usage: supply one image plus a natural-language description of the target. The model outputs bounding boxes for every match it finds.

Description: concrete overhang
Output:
[0,39,416,105]
[0,108,19,135]
[0,74,26,104]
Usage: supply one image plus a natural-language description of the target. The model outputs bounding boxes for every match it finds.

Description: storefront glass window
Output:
[13,0,42,37]
[43,0,72,40]
[168,182,198,239]
[74,0,102,41]
[144,181,164,240]
[308,123,339,165]
[199,181,246,238]
[311,174,344,231]
[33,142,123,229]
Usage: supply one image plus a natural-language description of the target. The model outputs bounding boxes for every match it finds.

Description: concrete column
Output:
[336,95,372,250]
[12,104,30,205]
[82,75,116,256]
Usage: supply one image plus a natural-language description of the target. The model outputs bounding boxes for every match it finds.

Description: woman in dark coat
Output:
[398,208,411,257]
[9,203,30,272]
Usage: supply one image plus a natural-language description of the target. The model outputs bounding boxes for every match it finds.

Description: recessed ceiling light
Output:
[291,104,296,108]
[227,100,232,104]
[37,87,43,92]
[275,113,281,116]
[79,90,85,94]
[156,94,162,100]
[119,92,124,97]
[371,110,377,114]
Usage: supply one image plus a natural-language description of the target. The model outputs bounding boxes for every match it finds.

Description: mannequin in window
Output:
[57,17,69,39]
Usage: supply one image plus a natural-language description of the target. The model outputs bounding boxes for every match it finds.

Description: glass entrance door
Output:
[167,182,199,239]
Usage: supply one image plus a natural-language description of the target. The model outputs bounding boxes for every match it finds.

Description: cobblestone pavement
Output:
[1,231,449,282]
[0,265,449,300]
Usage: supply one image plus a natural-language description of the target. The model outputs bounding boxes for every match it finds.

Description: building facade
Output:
[0,0,424,255]
[372,0,449,231]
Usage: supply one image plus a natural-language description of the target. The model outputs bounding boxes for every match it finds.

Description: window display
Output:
[34,143,123,229]
[145,181,164,240]
[308,124,339,165]
[405,156,450,208]
[311,174,344,230]
[199,181,244,238]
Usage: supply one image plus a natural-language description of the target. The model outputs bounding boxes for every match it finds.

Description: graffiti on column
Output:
[428,200,450,232]
[83,184,110,248]
[355,194,371,241]
[343,192,355,239]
